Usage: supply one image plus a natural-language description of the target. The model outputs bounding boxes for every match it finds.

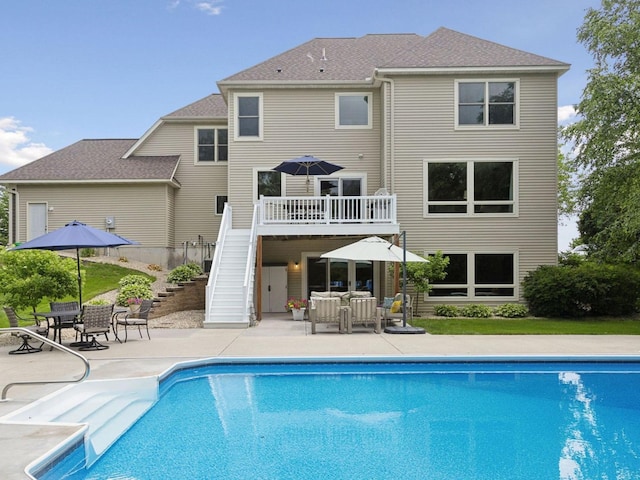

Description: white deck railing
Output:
[259,195,397,225]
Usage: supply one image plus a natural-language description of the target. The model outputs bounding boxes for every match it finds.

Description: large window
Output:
[335,93,372,128]
[430,253,516,298]
[255,170,282,200]
[456,80,517,127]
[196,128,228,162]
[235,93,262,140]
[424,160,516,215]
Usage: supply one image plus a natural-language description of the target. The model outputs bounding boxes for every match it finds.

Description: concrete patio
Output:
[1,314,639,479]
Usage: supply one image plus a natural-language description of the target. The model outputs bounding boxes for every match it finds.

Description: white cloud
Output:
[558,105,578,124]
[0,117,52,172]
[195,1,224,15]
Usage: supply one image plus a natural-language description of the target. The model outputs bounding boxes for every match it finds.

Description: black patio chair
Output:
[3,306,48,354]
[113,299,153,343]
[74,304,114,351]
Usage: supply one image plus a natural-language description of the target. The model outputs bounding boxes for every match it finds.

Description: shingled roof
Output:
[220,27,568,84]
[0,139,180,183]
[164,93,227,118]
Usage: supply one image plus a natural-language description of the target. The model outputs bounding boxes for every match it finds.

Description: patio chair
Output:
[74,304,114,351]
[113,299,153,343]
[309,297,344,334]
[3,306,48,354]
[345,297,381,334]
[383,293,413,326]
[50,301,81,341]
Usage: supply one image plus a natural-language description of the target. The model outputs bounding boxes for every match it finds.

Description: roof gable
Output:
[164,93,227,118]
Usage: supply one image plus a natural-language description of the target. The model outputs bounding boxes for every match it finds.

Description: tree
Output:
[0,187,8,245]
[561,0,640,262]
[395,251,449,315]
[0,249,78,312]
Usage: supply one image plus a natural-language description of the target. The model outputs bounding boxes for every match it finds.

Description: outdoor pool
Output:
[38,358,640,479]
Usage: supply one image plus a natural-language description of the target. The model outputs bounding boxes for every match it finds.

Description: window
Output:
[456,80,517,127]
[196,128,228,162]
[424,160,516,215]
[235,93,262,140]
[336,93,372,128]
[430,253,516,298]
[255,170,282,200]
[215,195,227,215]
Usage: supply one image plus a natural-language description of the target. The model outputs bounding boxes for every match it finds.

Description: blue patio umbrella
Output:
[273,155,343,191]
[12,220,138,305]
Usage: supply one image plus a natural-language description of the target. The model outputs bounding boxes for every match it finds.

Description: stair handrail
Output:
[242,203,259,323]
[1,327,90,400]
[206,204,232,316]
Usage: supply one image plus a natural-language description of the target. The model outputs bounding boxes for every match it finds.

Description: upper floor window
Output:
[335,93,372,128]
[456,80,518,127]
[235,93,263,140]
[424,160,517,216]
[196,127,228,162]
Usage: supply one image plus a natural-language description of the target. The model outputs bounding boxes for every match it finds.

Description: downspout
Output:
[372,72,395,193]
[6,187,19,245]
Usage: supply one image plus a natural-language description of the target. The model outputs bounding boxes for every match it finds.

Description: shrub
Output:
[86,299,110,306]
[80,248,96,257]
[494,303,528,318]
[116,284,154,307]
[523,262,640,317]
[460,304,493,318]
[168,263,203,283]
[118,274,153,288]
[433,305,461,317]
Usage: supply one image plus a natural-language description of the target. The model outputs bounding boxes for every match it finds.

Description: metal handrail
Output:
[1,327,90,400]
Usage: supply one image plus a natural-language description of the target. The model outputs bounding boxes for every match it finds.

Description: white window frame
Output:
[194,126,228,164]
[335,93,372,129]
[454,79,519,129]
[428,251,518,300]
[253,168,286,202]
[423,158,518,217]
[234,93,263,141]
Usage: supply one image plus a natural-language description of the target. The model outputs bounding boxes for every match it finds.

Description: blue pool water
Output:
[42,359,640,479]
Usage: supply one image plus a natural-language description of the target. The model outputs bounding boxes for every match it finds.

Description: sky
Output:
[1,0,602,249]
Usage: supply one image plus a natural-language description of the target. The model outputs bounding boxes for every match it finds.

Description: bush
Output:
[523,262,640,317]
[494,303,528,318]
[80,248,96,257]
[460,304,493,318]
[115,274,154,306]
[433,305,461,317]
[167,263,203,283]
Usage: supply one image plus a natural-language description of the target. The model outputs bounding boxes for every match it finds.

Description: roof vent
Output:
[319,68,325,73]
[276,68,282,73]
[320,48,328,61]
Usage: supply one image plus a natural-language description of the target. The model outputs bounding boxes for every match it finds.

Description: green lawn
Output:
[411,317,640,335]
[0,261,155,328]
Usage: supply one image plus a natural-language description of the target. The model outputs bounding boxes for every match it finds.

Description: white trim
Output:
[234,92,263,141]
[423,158,518,217]
[194,126,228,164]
[454,79,520,130]
[335,92,373,129]
[428,251,519,301]
[375,65,569,75]
[122,120,162,158]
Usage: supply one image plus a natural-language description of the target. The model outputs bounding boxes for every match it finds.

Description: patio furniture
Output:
[3,306,48,354]
[74,304,114,351]
[49,301,81,343]
[345,297,381,334]
[383,293,413,326]
[112,299,153,343]
[309,297,344,334]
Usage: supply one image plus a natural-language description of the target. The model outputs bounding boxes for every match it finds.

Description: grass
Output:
[0,260,155,328]
[411,317,640,335]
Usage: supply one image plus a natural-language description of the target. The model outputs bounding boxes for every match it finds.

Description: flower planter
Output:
[291,308,305,321]
[129,304,141,315]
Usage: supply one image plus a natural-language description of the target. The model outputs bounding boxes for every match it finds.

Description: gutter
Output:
[372,71,395,194]
[5,187,18,244]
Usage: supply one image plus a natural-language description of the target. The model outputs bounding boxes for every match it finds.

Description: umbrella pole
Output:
[76,248,82,306]
[384,231,425,334]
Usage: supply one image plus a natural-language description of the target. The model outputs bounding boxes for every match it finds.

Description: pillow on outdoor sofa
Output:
[382,297,395,309]
[390,300,402,313]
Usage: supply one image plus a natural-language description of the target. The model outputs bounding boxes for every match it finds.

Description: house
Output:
[0,28,569,327]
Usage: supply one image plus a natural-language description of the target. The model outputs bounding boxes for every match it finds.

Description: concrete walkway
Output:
[1,315,640,478]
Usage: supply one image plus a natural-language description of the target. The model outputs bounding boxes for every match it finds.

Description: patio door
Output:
[304,254,374,298]
[319,177,363,220]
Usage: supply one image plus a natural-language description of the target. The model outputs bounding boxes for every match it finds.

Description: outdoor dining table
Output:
[34,309,82,344]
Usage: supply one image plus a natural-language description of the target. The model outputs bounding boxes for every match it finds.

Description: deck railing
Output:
[259,194,397,225]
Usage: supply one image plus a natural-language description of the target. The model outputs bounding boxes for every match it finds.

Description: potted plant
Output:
[286,297,308,321]
[126,297,143,314]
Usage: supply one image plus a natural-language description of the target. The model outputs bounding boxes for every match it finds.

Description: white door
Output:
[261,266,288,312]
[27,203,47,240]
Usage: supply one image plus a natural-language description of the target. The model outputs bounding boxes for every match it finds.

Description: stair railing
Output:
[242,204,259,324]
[1,328,90,400]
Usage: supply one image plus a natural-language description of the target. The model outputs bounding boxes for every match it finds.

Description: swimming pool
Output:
[35,357,640,479]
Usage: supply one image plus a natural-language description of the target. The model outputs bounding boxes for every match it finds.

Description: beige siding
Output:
[228,88,383,227]
[389,73,558,305]
[135,122,227,246]
[15,184,169,246]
